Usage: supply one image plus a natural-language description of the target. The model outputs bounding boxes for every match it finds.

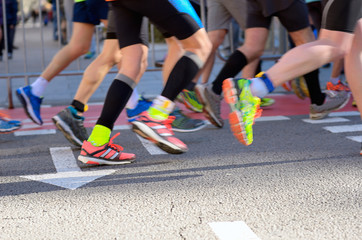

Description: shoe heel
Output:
[223,78,237,104]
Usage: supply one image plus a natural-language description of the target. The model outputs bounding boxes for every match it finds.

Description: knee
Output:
[68,42,91,57]
[354,19,362,36]
[238,44,263,61]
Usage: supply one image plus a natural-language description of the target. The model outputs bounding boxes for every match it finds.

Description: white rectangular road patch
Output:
[255,116,289,122]
[14,129,56,136]
[209,221,261,240]
[303,117,350,124]
[329,111,360,117]
[346,135,362,143]
[113,125,131,130]
[323,124,362,133]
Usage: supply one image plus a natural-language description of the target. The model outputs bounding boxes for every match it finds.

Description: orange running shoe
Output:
[326,80,350,91]
[131,111,188,154]
[78,133,136,165]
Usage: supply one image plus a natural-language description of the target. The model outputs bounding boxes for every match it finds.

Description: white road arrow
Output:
[21,147,116,190]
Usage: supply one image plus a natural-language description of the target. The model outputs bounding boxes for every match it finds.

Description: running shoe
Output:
[84,51,95,59]
[309,90,350,120]
[326,80,350,91]
[170,108,206,133]
[52,106,89,147]
[0,112,22,127]
[78,132,136,165]
[0,117,21,133]
[195,84,223,128]
[260,98,275,107]
[126,96,153,122]
[16,85,43,125]
[222,78,262,146]
[352,99,357,107]
[131,111,188,154]
[282,80,292,92]
[177,89,203,113]
[291,77,309,100]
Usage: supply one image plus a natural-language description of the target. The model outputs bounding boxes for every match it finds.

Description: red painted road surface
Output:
[1,94,358,132]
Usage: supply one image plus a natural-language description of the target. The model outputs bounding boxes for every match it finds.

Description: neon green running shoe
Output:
[177,89,203,113]
[260,97,275,107]
[222,78,262,146]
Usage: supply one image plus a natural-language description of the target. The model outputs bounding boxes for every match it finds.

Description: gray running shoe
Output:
[310,90,350,120]
[170,108,206,133]
[52,107,89,147]
[195,84,224,128]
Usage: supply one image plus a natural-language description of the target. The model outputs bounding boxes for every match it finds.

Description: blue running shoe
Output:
[0,117,21,133]
[126,97,153,122]
[16,86,43,125]
[0,112,22,127]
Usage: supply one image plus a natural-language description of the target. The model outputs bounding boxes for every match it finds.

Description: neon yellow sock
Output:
[87,124,111,146]
[148,106,168,120]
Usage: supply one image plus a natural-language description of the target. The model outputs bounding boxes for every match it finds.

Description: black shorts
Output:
[247,0,310,32]
[73,0,108,25]
[106,6,149,47]
[110,0,200,49]
[322,0,362,33]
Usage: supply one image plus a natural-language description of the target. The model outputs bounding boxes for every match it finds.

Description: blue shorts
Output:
[73,0,108,25]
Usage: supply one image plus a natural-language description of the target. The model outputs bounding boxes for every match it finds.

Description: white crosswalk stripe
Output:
[301,111,362,144]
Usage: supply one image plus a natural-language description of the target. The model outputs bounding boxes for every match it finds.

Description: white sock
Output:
[31,77,49,97]
[250,78,269,98]
[330,77,339,85]
[152,95,175,114]
[126,87,140,109]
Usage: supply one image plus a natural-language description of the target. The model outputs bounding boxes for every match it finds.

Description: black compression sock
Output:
[211,50,248,95]
[96,74,135,130]
[304,69,325,105]
[161,52,203,101]
[185,81,196,91]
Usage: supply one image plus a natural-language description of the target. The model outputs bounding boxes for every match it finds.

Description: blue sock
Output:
[260,73,275,93]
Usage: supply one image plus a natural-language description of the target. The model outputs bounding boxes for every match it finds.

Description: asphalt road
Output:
[1,109,361,240]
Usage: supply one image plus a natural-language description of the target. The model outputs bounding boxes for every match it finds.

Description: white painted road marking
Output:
[303,117,350,124]
[346,135,362,143]
[209,221,261,240]
[255,116,290,122]
[323,124,362,133]
[113,125,131,130]
[329,111,360,117]
[14,129,56,136]
[21,147,116,190]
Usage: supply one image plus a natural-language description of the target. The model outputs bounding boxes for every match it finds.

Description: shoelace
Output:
[106,132,124,152]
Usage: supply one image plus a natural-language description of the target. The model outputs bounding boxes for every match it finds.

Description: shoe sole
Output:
[310,92,351,120]
[222,78,251,146]
[16,88,42,125]
[78,155,135,165]
[131,122,187,154]
[298,77,310,98]
[194,85,223,128]
[0,125,21,134]
[52,115,84,147]
[291,78,306,100]
[172,120,206,133]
